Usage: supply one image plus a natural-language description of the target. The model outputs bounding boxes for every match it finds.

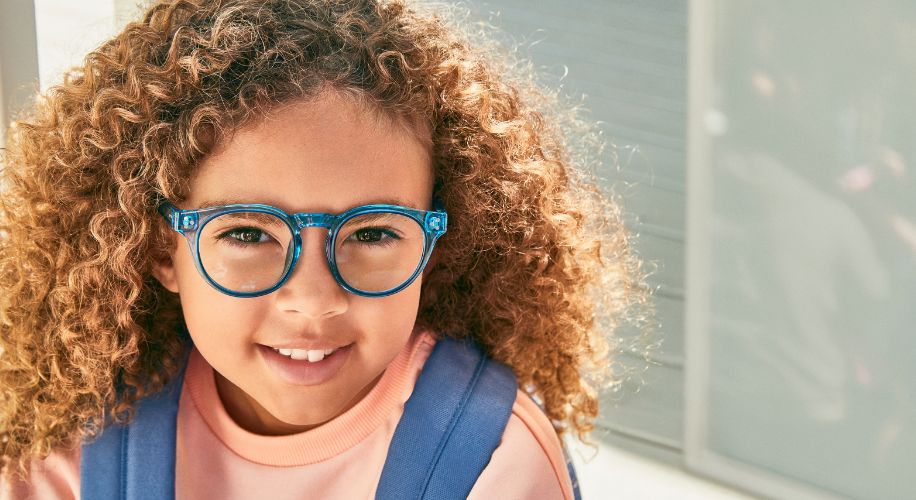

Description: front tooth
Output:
[323,348,335,356]
[307,350,325,362]
[289,349,309,360]
[279,348,293,356]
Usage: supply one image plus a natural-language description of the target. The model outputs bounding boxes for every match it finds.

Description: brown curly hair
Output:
[0,0,650,474]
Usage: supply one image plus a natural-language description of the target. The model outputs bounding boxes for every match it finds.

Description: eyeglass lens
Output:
[197,211,426,294]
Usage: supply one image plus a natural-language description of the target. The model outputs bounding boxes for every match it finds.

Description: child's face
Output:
[152,91,434,435]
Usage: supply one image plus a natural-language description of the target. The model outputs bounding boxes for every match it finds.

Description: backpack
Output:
[80,337,582,499]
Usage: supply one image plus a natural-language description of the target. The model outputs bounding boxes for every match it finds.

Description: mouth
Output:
[257,343,354,386]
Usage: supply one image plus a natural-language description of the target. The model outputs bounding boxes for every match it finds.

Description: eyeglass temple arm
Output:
[157,201,197,233]
[157,201,176,226]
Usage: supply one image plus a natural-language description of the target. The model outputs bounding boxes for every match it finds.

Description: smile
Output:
[258,343,353,386]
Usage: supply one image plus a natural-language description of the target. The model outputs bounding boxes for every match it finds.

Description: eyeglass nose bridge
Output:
[291,213,338,230]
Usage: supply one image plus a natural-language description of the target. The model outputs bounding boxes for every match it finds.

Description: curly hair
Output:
[0,0,650,473]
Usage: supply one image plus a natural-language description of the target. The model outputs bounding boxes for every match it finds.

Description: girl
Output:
[0,0,649,498]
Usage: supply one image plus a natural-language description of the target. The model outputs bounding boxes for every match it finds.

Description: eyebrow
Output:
[345,211,406,224]
[196,196,417,212]
[213,211,287,226]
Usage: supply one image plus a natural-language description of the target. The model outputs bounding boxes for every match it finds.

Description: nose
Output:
[273,227,349,318]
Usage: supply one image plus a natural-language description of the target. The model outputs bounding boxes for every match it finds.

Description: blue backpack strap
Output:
[80,358,188,500]
[375,336,518,500]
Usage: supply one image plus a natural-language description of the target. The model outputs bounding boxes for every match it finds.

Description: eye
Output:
[348,227,401,245]
[219,227,273,245]
[356,228,383,242]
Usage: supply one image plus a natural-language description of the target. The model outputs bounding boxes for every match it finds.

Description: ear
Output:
[150,242,180,294]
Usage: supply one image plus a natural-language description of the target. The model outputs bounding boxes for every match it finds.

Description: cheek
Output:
[172,244,267,345]
[366,277,423,328]
[351,287,422,381]
[357,281,424,370]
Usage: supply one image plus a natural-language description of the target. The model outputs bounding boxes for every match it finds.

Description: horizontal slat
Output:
[545,65,686,111]
[590,427,683,468]
[653,293,685,366]
[610,165,685,194]
[616,180,686,234]
[630,221,684,241]
[630,230,684,292]
[573,78,686,115]
[603,125,686,156]
[482,0,687,37]
[524,38,686,80]
[587,96,686,143]
[602,142,685,194]
[584,82,685,116]
[612,161,684,195]
[615,292,685,367]
[598,351,684,448]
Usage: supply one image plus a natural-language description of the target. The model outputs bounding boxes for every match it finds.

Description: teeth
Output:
[289,349,310,361]
[272,347,337,362]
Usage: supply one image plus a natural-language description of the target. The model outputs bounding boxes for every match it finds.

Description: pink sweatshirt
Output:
[3,330,574,499]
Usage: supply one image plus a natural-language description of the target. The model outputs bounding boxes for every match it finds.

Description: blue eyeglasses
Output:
[158,200,447,298]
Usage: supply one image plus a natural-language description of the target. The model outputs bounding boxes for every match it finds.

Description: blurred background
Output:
[2,1,914,499]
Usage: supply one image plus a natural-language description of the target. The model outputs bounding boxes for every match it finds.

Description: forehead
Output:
[186,91,434,213]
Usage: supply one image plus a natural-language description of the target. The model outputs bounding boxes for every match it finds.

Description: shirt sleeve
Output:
[1,445,81,500]
[467,391,575,500]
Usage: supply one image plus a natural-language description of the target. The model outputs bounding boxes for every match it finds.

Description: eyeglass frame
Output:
[157,199,448,299]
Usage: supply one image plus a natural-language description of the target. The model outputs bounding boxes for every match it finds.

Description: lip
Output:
[258,343,353,386]
[262,342,348,350]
